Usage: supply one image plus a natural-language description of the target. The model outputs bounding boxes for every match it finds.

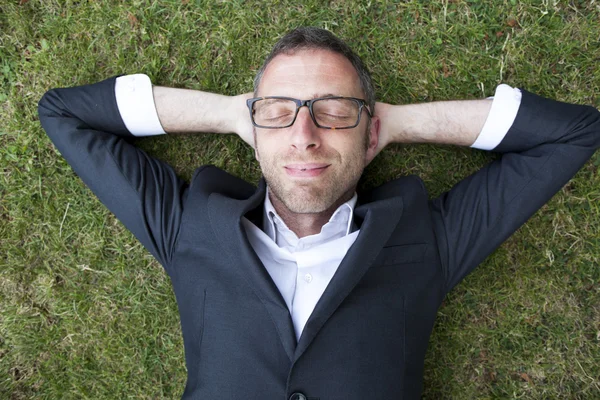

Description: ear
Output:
[364,115,381,166]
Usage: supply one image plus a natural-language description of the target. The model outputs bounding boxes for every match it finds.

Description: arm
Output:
[375,98,492,149]
[374,84,522,151]
[152,86,254,146]
[38,74,251,272]
[377,86,600,291]
[114,74,253,145]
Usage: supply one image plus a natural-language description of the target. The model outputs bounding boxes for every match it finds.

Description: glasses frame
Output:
[246,96,373,130]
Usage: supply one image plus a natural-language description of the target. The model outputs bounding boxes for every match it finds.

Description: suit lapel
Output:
[207,178,296,361]
[205,171,407,363]
[293,195,404,361]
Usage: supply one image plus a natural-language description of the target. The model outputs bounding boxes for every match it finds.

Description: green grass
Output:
[1,0,599,398]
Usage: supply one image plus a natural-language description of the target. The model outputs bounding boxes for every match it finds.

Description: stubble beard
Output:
[259,147,366,214]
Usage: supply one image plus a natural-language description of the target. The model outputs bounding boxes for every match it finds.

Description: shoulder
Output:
[190,164,258,199]
[360,174,427,204]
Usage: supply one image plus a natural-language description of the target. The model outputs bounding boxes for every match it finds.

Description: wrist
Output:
[230,93,249,134]
[376,102,412,145]
[231,93,255,147]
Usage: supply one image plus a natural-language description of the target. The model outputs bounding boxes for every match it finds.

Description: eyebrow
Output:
[311,93,340,99]
[260,93,348,100]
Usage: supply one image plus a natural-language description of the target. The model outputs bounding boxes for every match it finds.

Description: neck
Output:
[268,189,354,238]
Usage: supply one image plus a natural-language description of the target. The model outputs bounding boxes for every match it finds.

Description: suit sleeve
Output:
[430,90,600,292]
[38,76,188,272]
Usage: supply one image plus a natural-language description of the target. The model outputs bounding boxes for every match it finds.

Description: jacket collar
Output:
[263,186,358,248]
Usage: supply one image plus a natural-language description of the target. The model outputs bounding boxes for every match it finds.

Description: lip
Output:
[284,163,330,177]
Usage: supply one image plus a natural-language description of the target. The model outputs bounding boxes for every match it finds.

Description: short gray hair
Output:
[253,27,376,113]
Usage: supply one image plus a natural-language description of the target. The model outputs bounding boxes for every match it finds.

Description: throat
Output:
[267,189,354,238]
[279,213,332,238]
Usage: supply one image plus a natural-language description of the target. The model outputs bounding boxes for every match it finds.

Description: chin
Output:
[279,183,352,214]
[282,198,332,214]
[262,163,362,215]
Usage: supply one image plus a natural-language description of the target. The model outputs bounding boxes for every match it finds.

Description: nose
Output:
[289,106,320,150]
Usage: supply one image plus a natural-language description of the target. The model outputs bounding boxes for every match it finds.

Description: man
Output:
[38,27,600,399]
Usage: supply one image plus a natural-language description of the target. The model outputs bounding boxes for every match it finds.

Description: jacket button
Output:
[289,393,307,400]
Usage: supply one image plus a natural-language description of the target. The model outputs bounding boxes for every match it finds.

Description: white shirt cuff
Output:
[114,74,166,137]
[470,84,522,150]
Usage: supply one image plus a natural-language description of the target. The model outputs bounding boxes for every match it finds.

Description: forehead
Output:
[258,48,363,98]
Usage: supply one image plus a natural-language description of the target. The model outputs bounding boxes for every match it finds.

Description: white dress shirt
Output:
[114,73,522,340]
[241,188,359,340]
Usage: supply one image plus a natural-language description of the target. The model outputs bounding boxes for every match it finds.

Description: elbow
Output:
[38,88,73,121]
[38,89,55,122]
[38,88,74,141]
[575,106,600,149]
[37,90,56,135]
[38,88,60,119]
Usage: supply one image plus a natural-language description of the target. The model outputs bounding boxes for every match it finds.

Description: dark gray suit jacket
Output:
[38,76,600,399]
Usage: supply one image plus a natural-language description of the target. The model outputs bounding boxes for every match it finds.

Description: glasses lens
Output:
[313,98,360,128]
[252,98,297,127]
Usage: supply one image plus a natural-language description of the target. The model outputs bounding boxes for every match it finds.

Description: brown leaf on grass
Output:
[19,0,28,4]
[128,12,139,28]
[442,62,451,78]
[496,31,504,38]
[520,372,533,384]
[507,18,518,27]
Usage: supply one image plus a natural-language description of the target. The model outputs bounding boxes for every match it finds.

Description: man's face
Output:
[254,49,379,214]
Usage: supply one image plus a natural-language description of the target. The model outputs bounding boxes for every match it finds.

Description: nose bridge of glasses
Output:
[294,103,318,129]
[291,99,312,120]
[293,99,310,119]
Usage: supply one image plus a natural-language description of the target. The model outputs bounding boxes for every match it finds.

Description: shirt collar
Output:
[262,186,357,248]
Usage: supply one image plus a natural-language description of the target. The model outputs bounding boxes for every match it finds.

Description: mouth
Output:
[284,163,330,177]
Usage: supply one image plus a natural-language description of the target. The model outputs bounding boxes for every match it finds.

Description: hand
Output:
[232,92,255,148]
[373,102,394,156]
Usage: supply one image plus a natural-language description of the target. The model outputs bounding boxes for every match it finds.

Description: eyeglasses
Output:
[246,96,372,129]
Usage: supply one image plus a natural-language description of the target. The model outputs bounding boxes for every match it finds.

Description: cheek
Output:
[336,131,368,157]
[255,134,280,163]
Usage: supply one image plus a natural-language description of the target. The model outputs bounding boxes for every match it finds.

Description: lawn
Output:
[1,0,599,398]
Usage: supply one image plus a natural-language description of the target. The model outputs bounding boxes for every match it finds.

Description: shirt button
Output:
[289,393,307,400]
[303,273,313,283]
